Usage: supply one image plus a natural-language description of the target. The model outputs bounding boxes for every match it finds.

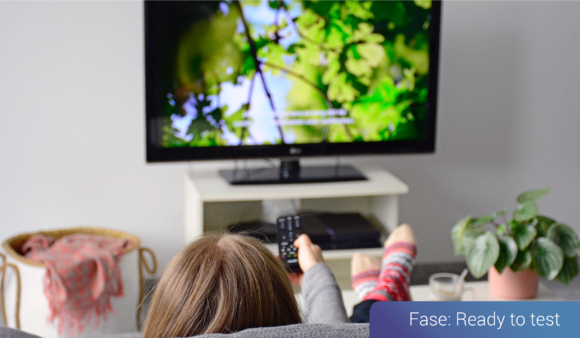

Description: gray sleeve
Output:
[301,263,349,324]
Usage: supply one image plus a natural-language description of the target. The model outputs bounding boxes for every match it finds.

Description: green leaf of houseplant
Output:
[530,238,564,280]
[451,216,480,256]
[466,232,500,279]
[547,223,579,258]
[471,209,507,228]
[517,188,550,204]
[513,202,538,222]
[508,219,521,231]
[460,227,483,257]
[494,236,518,274]
[555,257,579,285]
[536,215,556,237]
[472,215,495,227]
[492,208,508,218]
[510,249,532,272]
[511,224,537,251]
[496,224,507,236]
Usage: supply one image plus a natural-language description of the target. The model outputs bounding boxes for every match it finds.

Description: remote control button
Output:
[282,235,287,240]
[281,242,288,246]
[287,259,298,264]
[288,224,292,231]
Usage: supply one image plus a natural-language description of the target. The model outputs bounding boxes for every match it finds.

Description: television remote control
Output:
[277,215,303,273]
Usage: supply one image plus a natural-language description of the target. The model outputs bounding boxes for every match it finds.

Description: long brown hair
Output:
[142,234,302,337]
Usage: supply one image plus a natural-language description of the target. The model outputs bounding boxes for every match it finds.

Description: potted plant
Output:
[451,188,579,299]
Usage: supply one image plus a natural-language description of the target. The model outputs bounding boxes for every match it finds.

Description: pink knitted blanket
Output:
[23,234,132,336]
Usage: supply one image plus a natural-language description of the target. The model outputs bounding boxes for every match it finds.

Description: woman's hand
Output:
[294,234,325,273]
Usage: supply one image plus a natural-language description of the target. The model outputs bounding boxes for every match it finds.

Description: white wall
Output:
[1,1,579,268]
[0,1,186,268]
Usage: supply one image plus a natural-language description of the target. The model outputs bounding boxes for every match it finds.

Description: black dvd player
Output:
[281,213,383,250]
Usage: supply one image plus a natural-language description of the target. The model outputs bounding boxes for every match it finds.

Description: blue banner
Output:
[370,301,579,338]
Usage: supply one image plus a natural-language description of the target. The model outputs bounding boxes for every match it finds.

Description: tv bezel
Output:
[145,0,441,163]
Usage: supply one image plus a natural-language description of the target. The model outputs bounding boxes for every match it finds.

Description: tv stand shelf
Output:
[185,164,409,260]
[264,244,386,260]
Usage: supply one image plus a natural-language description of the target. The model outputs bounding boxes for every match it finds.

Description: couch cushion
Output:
[0,327,143,338]
[0,326,43,338]
[197,323,369,338]
[0,323,369,338]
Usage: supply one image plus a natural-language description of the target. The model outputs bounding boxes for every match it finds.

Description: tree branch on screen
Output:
[235,0,286,144]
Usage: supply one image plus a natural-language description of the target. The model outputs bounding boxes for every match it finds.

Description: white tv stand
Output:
[184,164,408,260]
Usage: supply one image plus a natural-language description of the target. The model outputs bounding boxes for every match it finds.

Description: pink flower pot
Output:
[488,267,539,299]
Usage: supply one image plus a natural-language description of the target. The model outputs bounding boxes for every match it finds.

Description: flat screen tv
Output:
[145,0,441,182]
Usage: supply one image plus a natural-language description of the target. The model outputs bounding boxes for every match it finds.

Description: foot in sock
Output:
[364,224,417,302]
[351,253,381,301]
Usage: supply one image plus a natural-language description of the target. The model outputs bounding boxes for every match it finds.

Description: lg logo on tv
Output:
[289,147,302,155]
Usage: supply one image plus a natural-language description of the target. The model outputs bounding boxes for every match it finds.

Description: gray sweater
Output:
[301,263,351,324]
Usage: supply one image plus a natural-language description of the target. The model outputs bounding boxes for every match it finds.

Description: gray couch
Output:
[0,264,370,338]
[0,324,369,338]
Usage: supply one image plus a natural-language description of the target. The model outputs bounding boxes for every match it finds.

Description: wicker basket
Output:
[0,227,156,338]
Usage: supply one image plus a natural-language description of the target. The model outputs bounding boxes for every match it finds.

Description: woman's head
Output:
[143,233,301,338]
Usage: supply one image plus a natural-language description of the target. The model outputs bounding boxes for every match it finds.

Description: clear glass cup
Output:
[429,273,474,301]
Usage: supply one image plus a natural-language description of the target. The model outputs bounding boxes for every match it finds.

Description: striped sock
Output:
[364,242,417,302]
[352,269,380,301]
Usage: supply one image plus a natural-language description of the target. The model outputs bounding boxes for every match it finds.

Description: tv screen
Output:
[145,0,440,162]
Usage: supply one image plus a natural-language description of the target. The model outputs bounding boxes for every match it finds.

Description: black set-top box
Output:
[280,213,383,250]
